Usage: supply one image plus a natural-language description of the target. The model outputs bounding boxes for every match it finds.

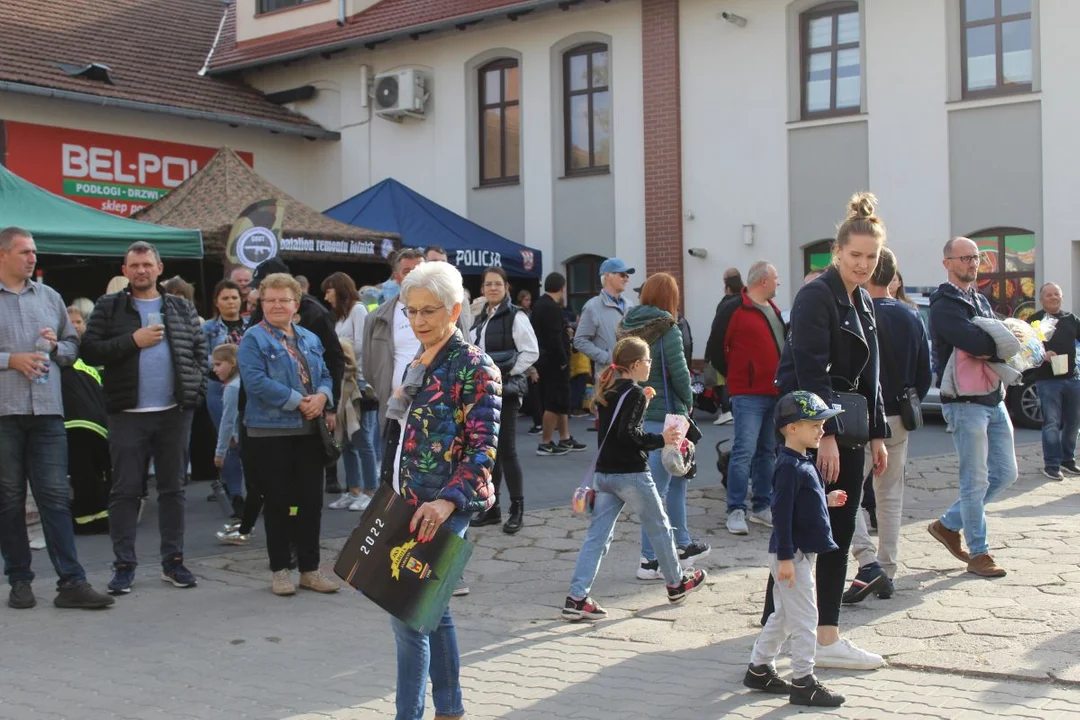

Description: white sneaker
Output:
[348,494,372,512]
[726,509,749,535]
[713,411,733,426]
[814,638,886,670]
[749,508,773,528]
[328,493,356,510]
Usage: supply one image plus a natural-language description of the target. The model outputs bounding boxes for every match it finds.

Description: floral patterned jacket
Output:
[381,331,501,513]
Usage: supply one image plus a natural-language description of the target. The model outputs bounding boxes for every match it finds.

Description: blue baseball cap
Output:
[774,390,844,429]
[598,258,635,276]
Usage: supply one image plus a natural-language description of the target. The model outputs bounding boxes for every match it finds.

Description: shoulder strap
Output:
[583,387,634,489]
[659,337,673,414]
[875,309,903,396]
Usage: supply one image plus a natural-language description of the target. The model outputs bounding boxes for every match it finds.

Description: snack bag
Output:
[1003,318,1048,372]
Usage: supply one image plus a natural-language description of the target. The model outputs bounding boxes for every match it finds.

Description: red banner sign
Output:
[2,121,253,216]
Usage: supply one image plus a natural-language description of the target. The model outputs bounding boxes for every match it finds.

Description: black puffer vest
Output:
[473,297,520,374]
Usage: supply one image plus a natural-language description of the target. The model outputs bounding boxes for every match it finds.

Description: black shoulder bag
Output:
[831,377,870,449]
[876,322,923,431]
[293,338,343,468]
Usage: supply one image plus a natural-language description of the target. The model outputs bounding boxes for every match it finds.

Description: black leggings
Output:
[763,443,864,627]
[492,393,524,503]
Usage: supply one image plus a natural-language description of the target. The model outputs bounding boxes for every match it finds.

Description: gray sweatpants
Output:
[107,408,193,567]
[750,552,818,677]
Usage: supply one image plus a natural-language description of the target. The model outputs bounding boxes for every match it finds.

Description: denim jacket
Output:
[215,375,241,457]
[201,316,248,370]
[238,322,334,430]
[380,332,501,512]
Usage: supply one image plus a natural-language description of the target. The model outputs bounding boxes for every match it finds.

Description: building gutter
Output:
[207,0,564,75]
[0,80,340,140]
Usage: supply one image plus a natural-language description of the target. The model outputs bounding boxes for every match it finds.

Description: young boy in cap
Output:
[744,390,849,707]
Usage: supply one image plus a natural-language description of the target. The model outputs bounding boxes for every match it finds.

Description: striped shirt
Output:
[0,280,79,417]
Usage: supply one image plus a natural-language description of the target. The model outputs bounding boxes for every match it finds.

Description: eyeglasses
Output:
[483,281,505,288]
[401,305,447,320]
[262,298,296,306]
[947,255,981,264]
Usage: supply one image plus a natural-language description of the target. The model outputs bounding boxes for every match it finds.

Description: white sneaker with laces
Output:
[713,411,734,426]
[348,494,372,512]
[814,638,886,670]
[749,508,773,528]
[328,493,355,510]
[726,509,749,535]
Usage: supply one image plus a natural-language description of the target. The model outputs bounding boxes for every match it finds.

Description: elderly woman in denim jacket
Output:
[383,261,500,720]
[237,273,339,597]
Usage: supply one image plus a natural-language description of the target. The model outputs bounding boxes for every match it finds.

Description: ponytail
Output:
[595,336,651,406]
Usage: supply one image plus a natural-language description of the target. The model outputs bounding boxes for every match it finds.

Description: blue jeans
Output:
[0,415,87,588]
[727,395,778,513]
[345,410,381,492]
[1036,377,1080,471]
[571,471,683,598]
[393,511,470,720]
[640,419,691,561]
[207,380,243,497]
[940,402,1018,558]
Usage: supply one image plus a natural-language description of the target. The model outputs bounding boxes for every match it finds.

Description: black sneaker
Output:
[677,540,712,568]
[527,425,543,435]
[54,582,115,609]
[8,581,35,609]
[636,558,664,581]
[1062,460,1080,476]
[876,577,895,599]
[667,568,707,603]
[790,674,845,707]
[161,556,197,588]
[536,442,570,456]
[743,664,791,694]
[562,595,608,622]
[558,437,588,452]
[324,481,343,494]
[841,562,887,604]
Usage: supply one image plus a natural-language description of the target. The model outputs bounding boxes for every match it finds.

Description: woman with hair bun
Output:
[771,192,890,671]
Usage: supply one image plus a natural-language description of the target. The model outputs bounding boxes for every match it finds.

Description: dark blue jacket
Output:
[927,282,1003,406]
[768,447,838,561]
[873,298,932,416]
[774,266,888,440]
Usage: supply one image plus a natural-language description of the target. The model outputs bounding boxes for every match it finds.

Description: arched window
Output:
[566,254,606,315]
[803,239,833,275]
[563,43,611,175]
[800,2,861,118]
[969,227,1037,318]
[478,58,520,186]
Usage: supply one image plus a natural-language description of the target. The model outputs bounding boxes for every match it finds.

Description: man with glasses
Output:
[926,236,1017,578]
[575,257,636,398]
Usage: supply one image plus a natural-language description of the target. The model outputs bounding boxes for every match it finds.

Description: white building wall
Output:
[246,0,645,280]
[679,0,792,340]
[1039,0,1080,308]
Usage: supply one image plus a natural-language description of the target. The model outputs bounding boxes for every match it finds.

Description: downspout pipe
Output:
[338,0,346,25]
[0,81,341,141]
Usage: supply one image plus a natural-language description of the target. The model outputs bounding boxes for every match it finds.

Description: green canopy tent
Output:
[0,164,203,258]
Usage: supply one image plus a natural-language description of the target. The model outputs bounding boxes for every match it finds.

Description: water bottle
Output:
[33,336,51,384]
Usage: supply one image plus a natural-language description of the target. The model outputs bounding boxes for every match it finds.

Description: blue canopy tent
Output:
[325,178,542,278]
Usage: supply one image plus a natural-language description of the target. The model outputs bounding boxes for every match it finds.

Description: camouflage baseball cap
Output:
[774,390,844,429]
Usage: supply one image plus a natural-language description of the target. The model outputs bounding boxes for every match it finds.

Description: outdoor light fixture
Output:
[743,224,755,245]
[721,11,748,27]
[688,248,709,259]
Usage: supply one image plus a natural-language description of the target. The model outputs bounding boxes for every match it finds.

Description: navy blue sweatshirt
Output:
[769,446,838,561]
[873,298,932,415]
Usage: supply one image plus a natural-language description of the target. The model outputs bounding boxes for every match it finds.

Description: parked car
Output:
[912,296,1042,429]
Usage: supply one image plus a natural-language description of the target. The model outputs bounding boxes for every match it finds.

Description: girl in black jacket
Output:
[771,192,889,671]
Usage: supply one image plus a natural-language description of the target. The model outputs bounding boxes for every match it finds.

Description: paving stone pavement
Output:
[3,443,1080,719]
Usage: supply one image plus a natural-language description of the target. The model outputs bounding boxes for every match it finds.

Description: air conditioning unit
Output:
[373,69,427,121]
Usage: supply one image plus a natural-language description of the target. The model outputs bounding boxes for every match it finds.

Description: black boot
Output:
[503,501,524,534]
[471,504,501,527]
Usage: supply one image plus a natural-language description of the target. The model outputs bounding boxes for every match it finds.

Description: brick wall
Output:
[641,0,684,294]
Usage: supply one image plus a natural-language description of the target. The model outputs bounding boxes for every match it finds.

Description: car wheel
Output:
[1009,382,1042,429]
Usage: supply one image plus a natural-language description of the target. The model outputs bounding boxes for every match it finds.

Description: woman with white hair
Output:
[384,261,500,720]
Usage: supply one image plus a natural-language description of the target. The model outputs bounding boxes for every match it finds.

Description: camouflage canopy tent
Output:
[132,147,399,267]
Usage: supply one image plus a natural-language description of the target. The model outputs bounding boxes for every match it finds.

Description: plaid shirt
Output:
[0,280,79,417]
